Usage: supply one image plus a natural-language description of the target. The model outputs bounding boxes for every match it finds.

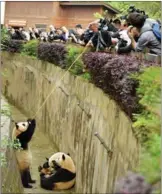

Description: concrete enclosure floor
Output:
[9,102,74,194]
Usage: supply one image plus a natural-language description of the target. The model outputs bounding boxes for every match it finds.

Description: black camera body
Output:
[98,18,108,30]
[98,18,118,32]
[127,5,146,16]
[80,29,94,44]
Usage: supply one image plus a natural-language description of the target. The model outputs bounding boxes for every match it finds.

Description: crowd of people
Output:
[6,12,161,56]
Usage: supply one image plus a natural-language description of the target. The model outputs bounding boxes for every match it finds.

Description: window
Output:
[35,24,47,32]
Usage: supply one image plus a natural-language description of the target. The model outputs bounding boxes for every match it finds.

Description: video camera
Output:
[98,18,118,32]
[120,5,148,20]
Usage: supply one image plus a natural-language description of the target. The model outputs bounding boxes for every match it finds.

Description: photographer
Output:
[88,22,112,51]
[29,27,36,40]
[80,17,118,46]
[112,19,121,30]
[80,27,94,45]
[114,20,133,54]
[48,25,56,42]
[127,12,161,55]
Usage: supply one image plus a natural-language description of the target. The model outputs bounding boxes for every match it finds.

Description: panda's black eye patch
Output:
[22,124,26,126]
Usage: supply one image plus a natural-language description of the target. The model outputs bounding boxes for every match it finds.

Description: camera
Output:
[98,18,118,32]
[120,5,148,20]
[127,5,136,13]
[127,5,146,16]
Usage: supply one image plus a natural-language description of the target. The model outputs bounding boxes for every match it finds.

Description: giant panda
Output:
[38,152,76,190]
[12,118,36,188]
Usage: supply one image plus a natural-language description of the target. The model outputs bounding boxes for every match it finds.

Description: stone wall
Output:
[1,97,23,193]
[2,52,140,193]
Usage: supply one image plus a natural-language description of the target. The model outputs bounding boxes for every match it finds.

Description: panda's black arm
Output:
[41,168,76,183]
[40,175,54,190]
[17,120,36,145]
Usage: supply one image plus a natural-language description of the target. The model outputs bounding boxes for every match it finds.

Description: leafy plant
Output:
[66,45,85,75]
[0,153,7,167]
[93,12,104,19]
[1,104,11,118]
[22,39,39,57]
[83,52,158,118]
[133,67,161,141]
[132,67,161,189]
[138,134,160,184]
[4,40,24,53]
[1,136,22,167]
[1,27,11,51]
[81,72,92,81]
[38,42,67,68]
[1,27,24,53]
[109,2,161,20]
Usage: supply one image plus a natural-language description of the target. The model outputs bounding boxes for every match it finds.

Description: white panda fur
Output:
[15,148,32,171]
[39,152,76,190]
[48,152,76,173]
[12,126,31,171]
[12,119,36,188]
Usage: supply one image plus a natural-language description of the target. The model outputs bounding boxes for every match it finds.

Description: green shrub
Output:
[133,66,161,187]
[5,39,24,53]
[1,136,22,167]
[133,66,161,142]
[1,28,24,53]
[1,27,11,51]
[38,42,67,68]
[22,39,39,57]
[66,45,85,75]
[81,72,92,81]
[1,104,11,117]
[138,134,160,184]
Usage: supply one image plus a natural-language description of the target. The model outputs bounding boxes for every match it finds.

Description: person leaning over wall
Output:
[87,22,112,51]
[127,13,161,56]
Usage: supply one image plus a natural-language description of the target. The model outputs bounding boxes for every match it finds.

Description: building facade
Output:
[4,1,120,30]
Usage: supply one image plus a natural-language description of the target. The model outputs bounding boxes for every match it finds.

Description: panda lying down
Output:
[38,152,76,190]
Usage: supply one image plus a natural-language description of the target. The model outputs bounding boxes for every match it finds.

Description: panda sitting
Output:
[38,152,76,190]
[12,118,36,188]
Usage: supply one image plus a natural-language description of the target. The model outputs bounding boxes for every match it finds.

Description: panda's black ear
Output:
[62,154,65,160]
[67,153,70,156]
[46,157,49,161]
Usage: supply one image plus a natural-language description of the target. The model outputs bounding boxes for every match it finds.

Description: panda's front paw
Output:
[52,160,61,170]
[38,165,42,172]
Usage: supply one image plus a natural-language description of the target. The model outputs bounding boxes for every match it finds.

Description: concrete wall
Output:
[1,97,23,193]
[2,52,140,193]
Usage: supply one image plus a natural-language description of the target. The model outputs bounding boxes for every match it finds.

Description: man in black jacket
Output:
[88,22,112,51]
